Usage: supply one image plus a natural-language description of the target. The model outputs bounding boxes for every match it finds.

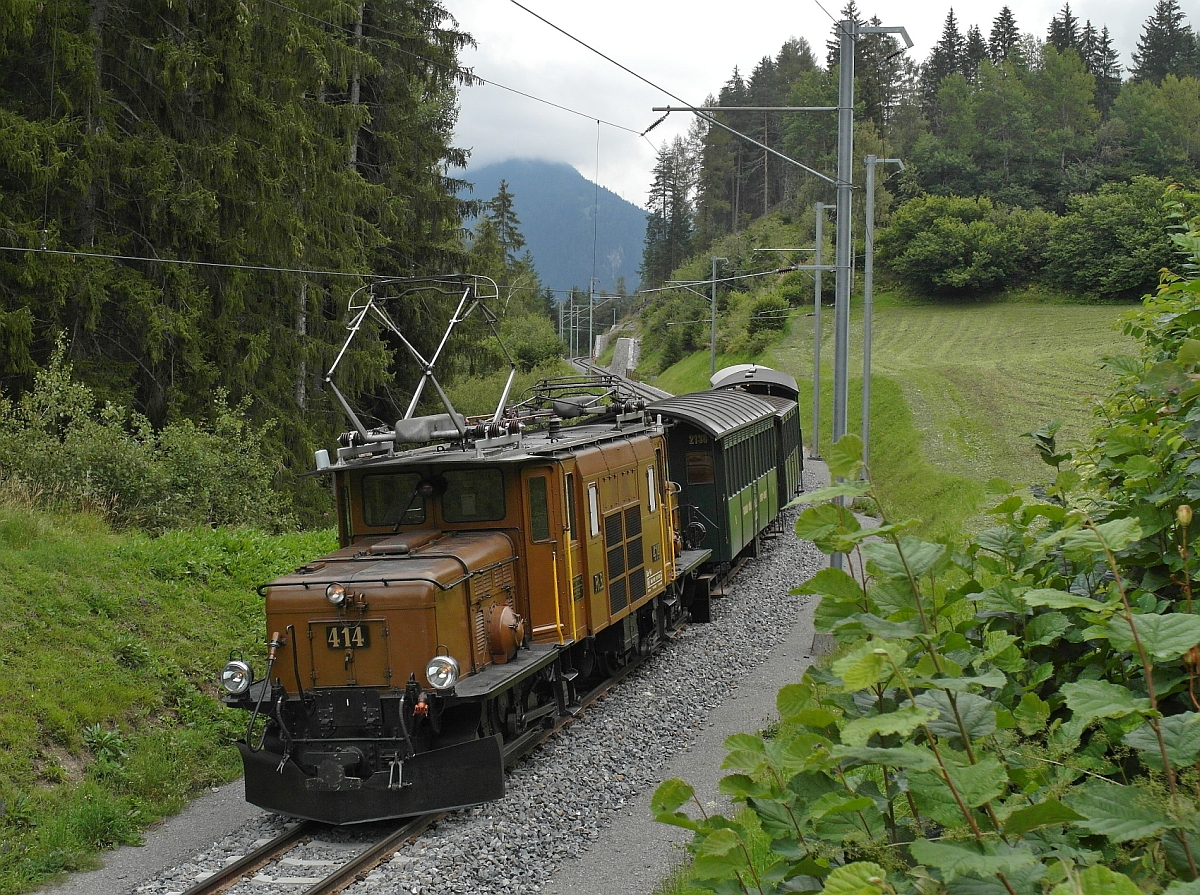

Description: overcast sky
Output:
[442,0,1163,208]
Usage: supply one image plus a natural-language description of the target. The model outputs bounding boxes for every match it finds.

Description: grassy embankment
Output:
[646,291,1133,537]
[0,491,333,894]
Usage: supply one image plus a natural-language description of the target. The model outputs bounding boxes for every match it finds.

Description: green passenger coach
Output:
[651,390,785,563]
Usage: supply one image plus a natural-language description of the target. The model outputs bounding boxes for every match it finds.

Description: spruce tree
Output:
[825,1,863,70]
[1131,0,1197,83]
[640,137,696,287]
[485,181,526,269]
[988,6,1021,64]
[1048,3,1081,53]
[1093,26,1123,111]
[921,10,966,111]
[964,25,988,80]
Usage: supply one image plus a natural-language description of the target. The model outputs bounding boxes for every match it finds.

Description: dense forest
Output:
[0,0,564,522]
[640,0,1200,300]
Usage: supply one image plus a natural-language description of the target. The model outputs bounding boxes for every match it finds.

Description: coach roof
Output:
[650,390,778,440]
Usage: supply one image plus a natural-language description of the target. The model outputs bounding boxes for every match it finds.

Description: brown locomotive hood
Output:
[272,530,517,592]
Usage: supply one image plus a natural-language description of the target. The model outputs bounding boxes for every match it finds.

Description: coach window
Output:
[686,451,714,485]
[362,472,426,527]
[442,469,506,522]
[528,476,550,541]
[588,482,600,537]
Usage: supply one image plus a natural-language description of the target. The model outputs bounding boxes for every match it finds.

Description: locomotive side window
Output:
[588,483,600,537]
[565,473,578,541]
[528,475,550,542]
[646,465,657,512]
[442,469,506,522]
[687,451,714,485]
[362,472,426,527]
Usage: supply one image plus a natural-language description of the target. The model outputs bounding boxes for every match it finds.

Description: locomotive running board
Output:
[237,735,504,825]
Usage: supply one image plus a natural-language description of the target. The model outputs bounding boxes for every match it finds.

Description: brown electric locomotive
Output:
[217,276,800,824]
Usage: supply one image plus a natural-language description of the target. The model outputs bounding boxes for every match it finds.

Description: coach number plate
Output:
[326,624,370,649]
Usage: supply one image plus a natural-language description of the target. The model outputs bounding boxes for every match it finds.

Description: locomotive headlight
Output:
[325,582,347,606]
[425,655,460,691]
[220,659,253,695]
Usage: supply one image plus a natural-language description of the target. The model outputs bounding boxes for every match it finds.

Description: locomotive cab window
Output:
[362,472,426,527]
[442,469,506,522]
[646,466,657,513]
[528,475,550,542]
[588,483,600,537]
[565,473,579,541]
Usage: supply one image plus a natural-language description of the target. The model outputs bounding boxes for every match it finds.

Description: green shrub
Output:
[0,340,293,533]
[747,296,791,334]
[1044,176,1200,299]
[878,195,1052,294]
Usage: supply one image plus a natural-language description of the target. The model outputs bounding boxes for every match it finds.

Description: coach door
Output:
[521,466,572,644]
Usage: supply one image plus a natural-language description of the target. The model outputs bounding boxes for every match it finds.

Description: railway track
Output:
[179,556,747,895]
[569,357,672,403]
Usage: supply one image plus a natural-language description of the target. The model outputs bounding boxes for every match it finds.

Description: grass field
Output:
[648,294,1135,536]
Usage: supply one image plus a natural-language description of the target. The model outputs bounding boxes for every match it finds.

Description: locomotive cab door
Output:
[521,466,574,644]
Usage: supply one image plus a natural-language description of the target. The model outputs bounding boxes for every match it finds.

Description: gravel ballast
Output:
[51,466,827,895]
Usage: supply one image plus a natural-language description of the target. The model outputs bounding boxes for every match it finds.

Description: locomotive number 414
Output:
[326,624,370,649]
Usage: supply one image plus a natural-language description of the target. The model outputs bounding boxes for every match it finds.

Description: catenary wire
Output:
[0,245,380,279]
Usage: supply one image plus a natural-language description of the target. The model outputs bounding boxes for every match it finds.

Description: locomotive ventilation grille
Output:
[605,506,646,616]
[475,610,487,660]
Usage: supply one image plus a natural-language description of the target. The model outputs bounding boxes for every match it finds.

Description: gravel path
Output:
[45,465,827,895]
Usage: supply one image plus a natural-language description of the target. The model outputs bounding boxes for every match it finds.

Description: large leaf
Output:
[840,705,939,747]
[1021,588,1108,612]
[722,733,767,772]
[863,537,946,580]
[795,566,865,601]
[822,862,887,895]
[691,828,751,879]
[1107,612,1200,661]
[830,744,940,772]
[833,641,907,691]
[1003,799,1086,835]
[791,481,873,504]
[796,503,862,552]
[1122,713,1200,769]
[948,863,1046,895]
[1026,611,1071,645]
[909,839,1037,880]
[915,690,997,742]
[1058,517,1143,554]
[651,778,699,830]
[908,771,971,828]
[945,755,1009,808]
[1061,679,1151,722]
[777,682,816,722]
[1049,866,1142,895]
[826,434,864,481]
[1066,779,1173,842]
[1013,692,1051,735]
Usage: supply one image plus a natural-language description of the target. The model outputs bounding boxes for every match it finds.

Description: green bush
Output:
[0,340,293,532]
[878,195,1052,294]
[1044,176,1200,299]
[747,296,791,334]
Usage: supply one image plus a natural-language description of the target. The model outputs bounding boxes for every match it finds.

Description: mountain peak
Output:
[465,159,647,296]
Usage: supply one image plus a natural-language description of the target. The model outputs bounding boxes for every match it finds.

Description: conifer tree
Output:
[1130,0,1197,83]
[964,25,988,80]
[1048,3,1081,53]
[641,136,696,287]
[921,10,966,110]
[1092,26,1124,111]
[485,181,526,269]
[988,6,1021,64]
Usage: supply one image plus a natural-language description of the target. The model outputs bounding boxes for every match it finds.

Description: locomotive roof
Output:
[649,390,778,440]
[332,416,661,472]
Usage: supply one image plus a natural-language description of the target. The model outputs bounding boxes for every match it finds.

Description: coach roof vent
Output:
[710,364,800,400]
